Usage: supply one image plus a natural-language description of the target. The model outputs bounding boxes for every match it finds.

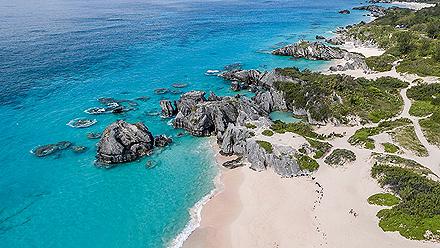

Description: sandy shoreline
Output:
[180,2,440,248]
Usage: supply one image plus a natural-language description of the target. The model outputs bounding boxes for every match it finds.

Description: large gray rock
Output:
[245,140,300,177]
[219,69,296,88]
[272,41,348,60]
[96,120,154,165]
[253,88,288,113]
[173,91,263,137]
[220,124,252,155]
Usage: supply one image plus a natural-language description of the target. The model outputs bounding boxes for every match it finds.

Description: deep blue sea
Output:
[0,0,371,247]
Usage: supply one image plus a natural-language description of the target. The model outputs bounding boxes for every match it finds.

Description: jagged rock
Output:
[245,140,300,177]
[231,81,241,91]
[339,9,351,14]
[96,120,154,165]
[353,5,386,17]
[316,35,325,40]
[160,100,176,118]
[252,88,287,113]
[220,124,252,155]
[329,54,369,72]
[154,135,173,147]
[219,69,296,88]
[207,92,222,101]
[272,41,348,60]
[173,91,262,137]
[325,36,345,45]
[222,157,244,169]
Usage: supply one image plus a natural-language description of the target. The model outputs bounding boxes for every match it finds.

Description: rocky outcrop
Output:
[173,91,263,136]
[245,140,300,177]
[353,5,386,17]
[219,69,296,88]
[220,124,253,155]
[252,88,288,113]
[154,135,173,147]
[272,41,348,60]
[96,120,155,165]
[339,9,351,14]
[316,35,325,40]
[329,53,370,72]
[325,36,345,45]
[160,100,176,118]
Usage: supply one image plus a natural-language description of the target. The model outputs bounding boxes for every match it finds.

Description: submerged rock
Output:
[172,83,189,88]
[315,35,325,40]
[67,118,97,128]
[135,96,151,102]
[72,145,87,153]
[87,132,102,139]
[96,120,155,165]
[154,88,170,95]
[339,9,351,14]
[230,81,241,91]
[32,141,73,157]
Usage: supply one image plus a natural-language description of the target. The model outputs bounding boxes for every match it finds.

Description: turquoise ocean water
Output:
[0,0,371,247]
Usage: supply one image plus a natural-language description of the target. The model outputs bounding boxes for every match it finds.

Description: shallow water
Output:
[270,111,302,123]
[0,0,370,247]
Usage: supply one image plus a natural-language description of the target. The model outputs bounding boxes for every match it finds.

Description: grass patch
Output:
[420,116,440,147]
[365,53,396,72]
[348,118,412,149]
[262,129,274,137]
[244,123,257,129]
[371,153,433,175]
[256,140,273,153]
[324,149,356,166]
[389,126,428,157]
[296,154,319,172]
[382,142,399,153]
[368,193,400,206]
[371,164,440,241]
[305,137,332,159]
[271,120,324,139]
[409,100,437,117]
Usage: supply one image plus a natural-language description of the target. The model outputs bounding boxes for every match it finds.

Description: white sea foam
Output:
[167,153,224,248]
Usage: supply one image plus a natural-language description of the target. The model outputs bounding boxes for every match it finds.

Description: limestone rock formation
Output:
[272,41,348,60]
[160,100,176,118]
[96,120,154,165]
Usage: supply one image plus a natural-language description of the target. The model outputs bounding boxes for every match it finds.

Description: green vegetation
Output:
[390,126,428,157]
[382,142,399,154]
[407,83,440,117]
[371,164,440,241]
[371,153,432,175]
[348,118,412,149]
[275,68,407,123]
[409,100,437,117]
[262,129,274,137]
[365,54,396,72]
[368,193,400,207]
[245,123,257,129]
[296,154,319,172]
[306,138,333,159]
[347,5,440,77]
[256,140,273,153]
[270,120,324,139]
[420,114,440,147]
[324,149,356,167]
